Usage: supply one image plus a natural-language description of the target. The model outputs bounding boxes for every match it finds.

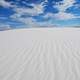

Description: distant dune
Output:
[0,28,80,80]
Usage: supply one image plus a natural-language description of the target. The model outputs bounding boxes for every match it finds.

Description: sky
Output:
[0,0,80,30]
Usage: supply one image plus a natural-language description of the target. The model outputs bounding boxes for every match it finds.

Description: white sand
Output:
[0,28,80,80]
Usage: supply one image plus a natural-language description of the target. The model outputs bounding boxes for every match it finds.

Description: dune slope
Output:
[0,28,80,80]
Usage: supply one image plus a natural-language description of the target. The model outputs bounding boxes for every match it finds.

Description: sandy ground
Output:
[0,28,80,80]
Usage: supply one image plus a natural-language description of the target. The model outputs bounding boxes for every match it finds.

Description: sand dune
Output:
[0,28,80,80]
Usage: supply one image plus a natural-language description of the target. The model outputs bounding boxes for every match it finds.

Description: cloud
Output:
[0,0,13,8]
[12,5,42,16]
[11,1,46,19]
[41,0,79,20]
[2,0,79,27]
[10,1,50,27]
[54,12,77,20]
[11,14,58,27]
[55,0,75,12]
[10,0,79,27]
[0,24,11,31]
[52,0,78,20]
[42,12,77,20]
[43,13,55,18]
[17,17,39,27]
[0,0,53,27]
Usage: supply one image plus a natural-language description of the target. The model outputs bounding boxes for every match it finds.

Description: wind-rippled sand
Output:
[0,28,80,80]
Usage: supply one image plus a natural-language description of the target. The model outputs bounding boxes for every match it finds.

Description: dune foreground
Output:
[0,28,80,80]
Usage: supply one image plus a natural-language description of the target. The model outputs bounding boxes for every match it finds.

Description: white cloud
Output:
[42,11,80,20]
[11,1,46,19]
[55,0,75,12]
[12,5,43,16]
[54,12,76,20]
[11,14,58,27]
[0,0,13,8]
[39,0,77,20]
[11,15,40,27]
[10,1,47,27]
[43,13,55,18]
[18,17,39,27]
[52,0,78,20]
[0,24,11,30]
[74,3,80,9]
[1,0,80,28]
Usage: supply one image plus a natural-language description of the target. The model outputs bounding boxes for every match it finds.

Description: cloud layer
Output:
[0,0,80,28]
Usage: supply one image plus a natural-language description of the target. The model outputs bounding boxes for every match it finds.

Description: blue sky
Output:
[0,0,80,30]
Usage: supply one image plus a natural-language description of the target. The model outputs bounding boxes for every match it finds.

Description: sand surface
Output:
[0,28,80,80]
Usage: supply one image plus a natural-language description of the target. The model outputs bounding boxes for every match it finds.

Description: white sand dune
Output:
[0,28,80,80]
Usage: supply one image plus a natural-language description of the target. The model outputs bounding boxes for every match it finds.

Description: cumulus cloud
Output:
[12,5,42,17]
[53,0,78,20]
[17,17,39,27]
[55,0,75,12]
[0,24,11,31]
[11,14,58,27]
[0,0,13,8]
[54,12,76,20]
[33,0,79,20]
[11,1,46,19]
[10,0,78,27]
[10,1,50,27]
[1,0,79,27]
[43,13,55,18]
[43,12,77,20]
